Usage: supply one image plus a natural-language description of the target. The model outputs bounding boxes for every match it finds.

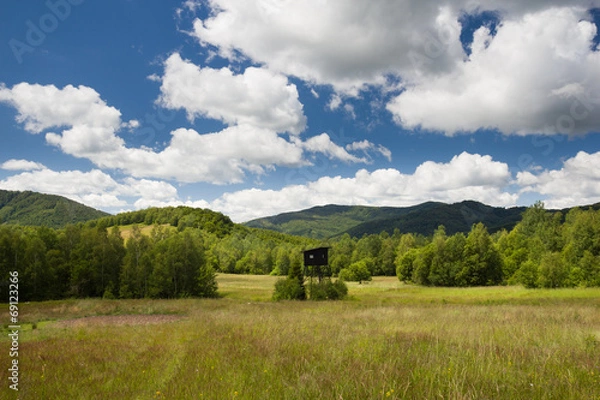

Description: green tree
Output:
[351,234,381,274]
[536,252,568,288]
[427,226,450,286]
[513,260,539,288]
[21,229,50,300]
[339,260,372,283]
[378,235,397,276]
[396,248,419,283]
[577,251,600,287]
[497,229,529,283]
[149,230,216,298]
[330,234,355,275]
[288,255,306,299]
[120,225,153,298]
[273,254,306,300]
[456,223,503,286]
[412,244,434,285]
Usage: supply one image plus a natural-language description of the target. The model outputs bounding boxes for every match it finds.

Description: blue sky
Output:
[1,0,600,222]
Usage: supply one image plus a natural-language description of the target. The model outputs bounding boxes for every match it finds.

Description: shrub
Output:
[339,261,372,283]
[272,277,306,300]
[307,279,348,300]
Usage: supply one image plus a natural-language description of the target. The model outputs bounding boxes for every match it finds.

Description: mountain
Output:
[243,201,529,238]
[0,190,109,228]
[344,201,527,237]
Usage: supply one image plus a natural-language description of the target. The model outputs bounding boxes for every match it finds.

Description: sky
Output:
[1,1,600,223]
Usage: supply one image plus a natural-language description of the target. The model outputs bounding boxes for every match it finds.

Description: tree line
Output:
[0,207,317,301]
[1,203,599,301]
[394,202,600,288]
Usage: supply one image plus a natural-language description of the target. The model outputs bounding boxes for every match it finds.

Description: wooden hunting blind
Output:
[304,247,329,266]
[303,247,330,282]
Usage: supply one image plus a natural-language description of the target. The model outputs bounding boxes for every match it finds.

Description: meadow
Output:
[1,275,599,399]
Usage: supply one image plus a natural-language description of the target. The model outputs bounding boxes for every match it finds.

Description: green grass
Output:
[1,276,600,399]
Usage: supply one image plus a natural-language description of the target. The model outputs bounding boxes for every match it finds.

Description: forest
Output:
[1,202,599,301]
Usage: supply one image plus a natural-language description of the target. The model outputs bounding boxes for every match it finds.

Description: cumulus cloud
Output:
[387,7,600,136]
[517,150,600,208]
[0,83,121,134]
[202,152,517,222]
[346,141,392,162]
[1,159,45,171]
[0,167,179,210]
[156,53,306,134]
[0,168,127,208]
[0,82,376,185]
[193,1,600,135]
[299,133,367,163]
[0,83,125,160]
[135,126,307,184]
[192,0,466,93]
[3,150,596,222]
[0,151,516,220]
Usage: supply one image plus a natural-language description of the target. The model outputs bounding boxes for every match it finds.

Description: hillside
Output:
[244,201,528,238]
[0,189,109,228]
[89,205,236,238]
[344,201,527,237]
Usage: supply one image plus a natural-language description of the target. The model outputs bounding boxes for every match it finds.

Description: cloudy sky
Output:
[1,1,600,222]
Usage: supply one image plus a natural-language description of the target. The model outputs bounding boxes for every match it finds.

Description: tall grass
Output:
[1,276,599,399]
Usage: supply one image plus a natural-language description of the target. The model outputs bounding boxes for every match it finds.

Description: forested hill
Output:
[244,201,528,238]
[0,189,109,228]
[88,206,236,238]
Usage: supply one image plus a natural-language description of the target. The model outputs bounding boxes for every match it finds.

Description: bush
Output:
[510,260,539,288]
[308,279,348,300]
[272,277,306,300]
[339,261,372,283]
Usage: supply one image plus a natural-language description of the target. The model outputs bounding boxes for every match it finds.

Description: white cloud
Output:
[120,177,179,202]
[3,151,596,222]
[1,159,45,171]
[0,82,374,185]
[299,133,367,163]
[377,146,392,162]
[0,167,180,211]
[192,1,465,93]
[156,53,306,134]
[0,83,125,160]
[122,119,140,130]
[0,168,126,208]
[138,126,307,184]
[192,1,599,89]
[517,150,600,208]
[193,1,600,135]
[387,7,600,136]
[201,152,517,222]
[343,104,356,120]
[328,94,342,111]
[346,140,392,162]
[0,83,121,134]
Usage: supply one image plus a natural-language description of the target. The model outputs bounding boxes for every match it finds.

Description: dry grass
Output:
[1,275,599,399]
[118,223,173,241]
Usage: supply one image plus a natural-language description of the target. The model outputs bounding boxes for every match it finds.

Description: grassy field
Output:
[2,275,600,399]
[117,223,174,241]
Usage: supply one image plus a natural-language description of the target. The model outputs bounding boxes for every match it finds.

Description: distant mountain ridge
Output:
[0,190,109,228]
[243,201,530,238]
